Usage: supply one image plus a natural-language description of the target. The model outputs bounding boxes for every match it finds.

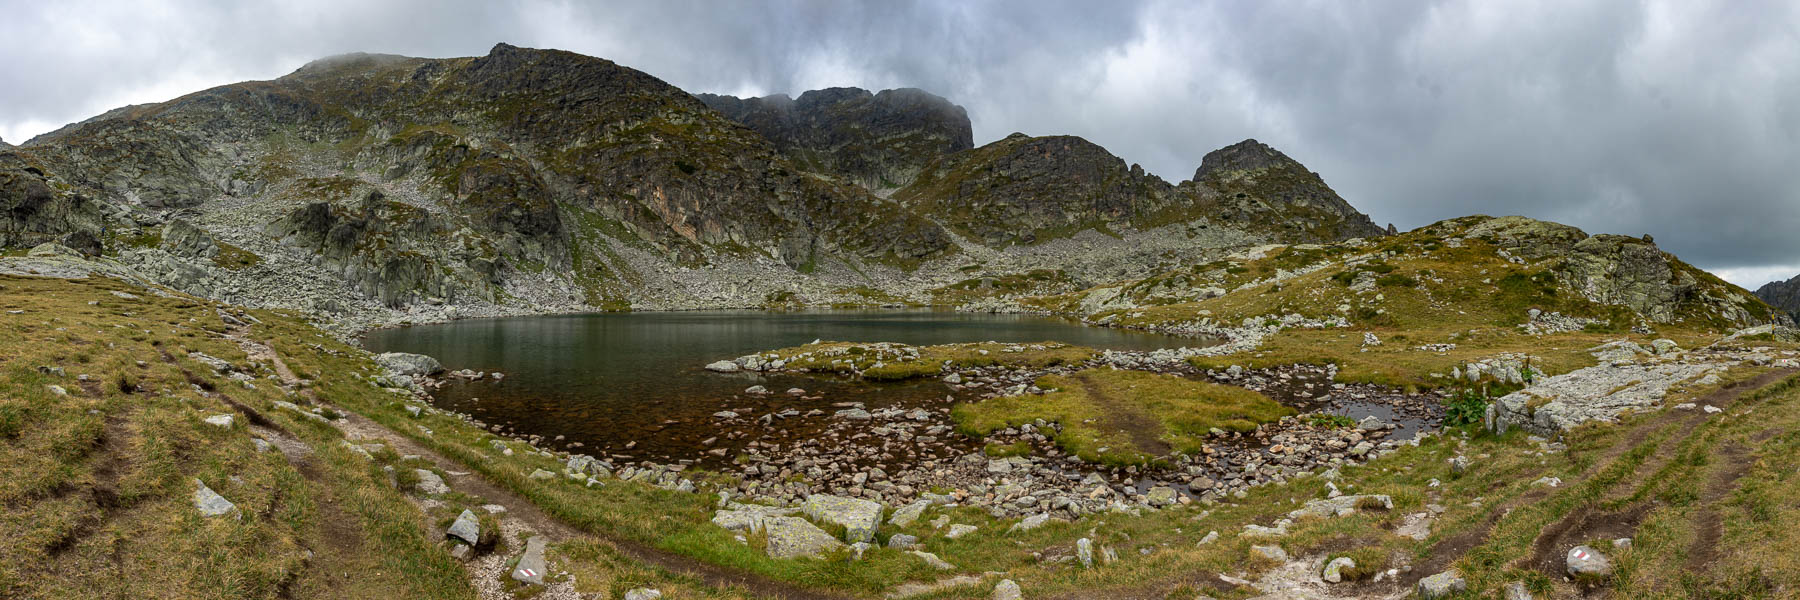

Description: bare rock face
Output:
[0,150,106,251]
[896,133,1388,248]
[697,87,972,191]
[1461,216,1788,326]
[1755,274,1800,320]
[1188,139,1387,240]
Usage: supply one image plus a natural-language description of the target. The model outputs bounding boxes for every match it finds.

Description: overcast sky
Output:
[3,0,1797,286]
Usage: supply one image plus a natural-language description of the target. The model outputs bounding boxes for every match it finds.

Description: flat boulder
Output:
[375,352,443,376]
[763,516,845,559]
[1287,494,1392,519]
[712,503,796,533]
[414,469,450,495]
[511,535,547,585]
[802,494,882,543]
[192,478,238,518]
[1417,569,1467,599]
[889,499,930,527]
[704,360,741,373]
[1566,545,1613,578]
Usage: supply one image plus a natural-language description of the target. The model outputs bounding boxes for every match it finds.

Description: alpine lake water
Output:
[363,309,1427,469]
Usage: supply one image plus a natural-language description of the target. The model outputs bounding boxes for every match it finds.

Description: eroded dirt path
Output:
[1517,368,1795,577]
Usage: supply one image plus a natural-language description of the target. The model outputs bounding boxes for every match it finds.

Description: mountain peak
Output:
[1192,138,1297,181]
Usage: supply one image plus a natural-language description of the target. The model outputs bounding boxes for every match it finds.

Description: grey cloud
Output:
[2,0,1796,284]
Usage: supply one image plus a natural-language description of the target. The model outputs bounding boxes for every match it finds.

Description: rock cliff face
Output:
[0,43,1389,327]
[1459,216,1779,325]
[894,134,1386,248]
[697,87,972,191]
[1755,275,1800,319]
[1186,139,1384,241]
[0,148,106,251]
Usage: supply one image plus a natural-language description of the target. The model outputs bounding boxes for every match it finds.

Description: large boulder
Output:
[375,352,444,376]
[1566,545,1613,578]
[802,494,883,543]
[1416,569,1467,599]
[446,509,481,546]
[763,516,845,559]
[160,219,220,260]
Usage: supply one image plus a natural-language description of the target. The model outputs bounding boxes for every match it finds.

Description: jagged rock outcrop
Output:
[1461,216,1782,325]
[894,133,1185,246]
[697,87,972,191]
[896,134,1386,247]
[0,148,106,251]
[265,191,503,307]
[1755,275,1800,320]
[1186,139,1385,240]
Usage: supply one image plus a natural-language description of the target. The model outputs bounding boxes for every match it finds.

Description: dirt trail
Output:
[255,338,849,600]
[1518,368,1794,577]
[1077,374,1173,456]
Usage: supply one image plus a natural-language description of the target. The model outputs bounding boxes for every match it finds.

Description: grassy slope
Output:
[0,274,471,599]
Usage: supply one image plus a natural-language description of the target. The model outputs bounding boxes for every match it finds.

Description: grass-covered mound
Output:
[952,369,1293,465]
[758,340,1097,381]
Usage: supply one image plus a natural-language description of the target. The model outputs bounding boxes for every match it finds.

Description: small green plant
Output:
[1442,387,1490,427]
[1305,413,1357,428]
[1376,273,1418,288]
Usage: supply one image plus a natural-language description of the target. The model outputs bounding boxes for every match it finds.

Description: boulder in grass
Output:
[1566,545,1613,579]
[802,494,882,543]
[1417,569,1467,599]
[763,516,845,559]
[446,509,481,546]
[993,579,1021,600]
[192,478,238,518]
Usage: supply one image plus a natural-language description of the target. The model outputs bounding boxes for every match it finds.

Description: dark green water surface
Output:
[362,310,1204,462]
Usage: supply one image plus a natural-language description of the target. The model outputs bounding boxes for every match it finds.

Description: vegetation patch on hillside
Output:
[952,369,1293,465]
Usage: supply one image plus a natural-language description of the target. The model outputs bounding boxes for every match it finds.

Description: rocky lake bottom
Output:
[365,310,1446,516]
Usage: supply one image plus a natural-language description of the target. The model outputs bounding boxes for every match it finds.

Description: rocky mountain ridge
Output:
[0,43,1400,330]
[696,87,972,191]
[1755,274,1800,319]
